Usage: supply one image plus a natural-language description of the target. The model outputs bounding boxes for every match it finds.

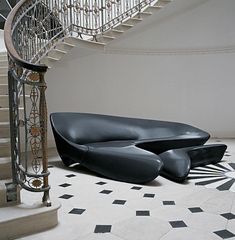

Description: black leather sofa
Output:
[50,112,226,183]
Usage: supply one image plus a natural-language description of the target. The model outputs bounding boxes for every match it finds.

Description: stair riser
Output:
[0,97,9,108]
[48,50,66,59]
[0,96,26,108]
[125,18,142,25]
[155,0,171,7]
[0,61,8,67]
[56,43,75,51]
[0,75,8,84]
[105,31,123,37]
[0,56,7,61]
[65,37,105,50]
[137,12,152,19]
[0,146,10,158]
[148,6,162,12]
[0,68,8,75]
[0,85,8,95]
[115,25,133,31]
[0,109,24,122]
[0,161,12,180]
[40,58,54,68]
[0,126,10,138]
[0,110,10,122]
[97,37,114,44]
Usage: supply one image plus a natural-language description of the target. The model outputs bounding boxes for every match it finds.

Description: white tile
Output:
[201,190,234,214]
[183,212,227,232]
[160,228,221,240]
[227,219,235,233]
[112,217,171,240]
[78,233,124,240]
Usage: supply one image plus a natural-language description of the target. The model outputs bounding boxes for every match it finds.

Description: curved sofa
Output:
[50,112,227,183]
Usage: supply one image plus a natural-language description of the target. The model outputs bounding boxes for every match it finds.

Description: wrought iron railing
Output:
[4,0,159,206]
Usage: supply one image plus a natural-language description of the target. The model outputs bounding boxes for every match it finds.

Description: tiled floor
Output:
[19,139,235,240]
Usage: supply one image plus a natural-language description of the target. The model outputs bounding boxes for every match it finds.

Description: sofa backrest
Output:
[50,112,209,145]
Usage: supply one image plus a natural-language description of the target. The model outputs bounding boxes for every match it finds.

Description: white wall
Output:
[46,0,235,146]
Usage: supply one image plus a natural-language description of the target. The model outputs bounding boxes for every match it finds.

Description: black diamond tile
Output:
[94,225,112,233]
[96,181,107,185]
[131,186,142,190]
[100,190,112,194]
[221,213,235,220]
[144,193,155,198]
[214,230,235,239]
[69,208,86,215]
[188,207,203,213]
[169,221,187,228]
[59,194,74,199]
[59,183,71,188]
[66,174,76,178]
[136,210,150,216]
[112,200,126,205]
[163,201,175,205]
[225,154,231,157]
[47,165,54,168]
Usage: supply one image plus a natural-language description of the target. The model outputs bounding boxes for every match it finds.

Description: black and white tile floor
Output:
[20,139,235,240]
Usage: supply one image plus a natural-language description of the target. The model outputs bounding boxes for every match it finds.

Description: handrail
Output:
[4,0,161,206]
[4,0,48,72]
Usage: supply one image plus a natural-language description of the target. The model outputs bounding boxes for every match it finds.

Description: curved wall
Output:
[46,0,235,146]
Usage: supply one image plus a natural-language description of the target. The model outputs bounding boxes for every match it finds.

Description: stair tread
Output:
[0,107,24,110]
[0,157,11,164]
[101,35,116,39]
[0,122,10,128]
[45,56,60,61]
[0,138,10,144]
[61,42,75,47]
[131,17,143,21]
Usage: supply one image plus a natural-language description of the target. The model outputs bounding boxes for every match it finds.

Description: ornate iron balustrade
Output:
[4,0,158,206]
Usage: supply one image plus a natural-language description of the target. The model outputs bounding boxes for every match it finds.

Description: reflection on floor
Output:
[19,139,235,240]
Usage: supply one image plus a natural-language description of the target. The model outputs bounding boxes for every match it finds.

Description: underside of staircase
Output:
[40,0,172,67]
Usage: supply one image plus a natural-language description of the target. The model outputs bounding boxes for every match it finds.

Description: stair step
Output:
[0,198,60,239]
[56,41,75,51]
[0,138,11,158]
[0,60,8,67]
[48,48,67,59]
[0,157,11,179]
[0,84,8,95]
[148,5,163,11]
[0,107,24,122]
[125,17,143,25]
[115,23,134,31]
[0,55,7,61]
[105,29,124,37]
[0,52,7,56]
[138,11,152,18]
[0,95,29,108]
[65,37,106,50]
[0,67,8,75]
[0,122,10,138]
[40,56,60,68]
[0,180,20,207]
[0,74,7,84]
[96,35,116,43]
[155,0,172,7]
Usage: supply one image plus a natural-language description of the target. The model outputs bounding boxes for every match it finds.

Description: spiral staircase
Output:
[0,0,172,238]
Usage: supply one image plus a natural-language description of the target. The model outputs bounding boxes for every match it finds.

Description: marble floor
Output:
[19,139,235,240]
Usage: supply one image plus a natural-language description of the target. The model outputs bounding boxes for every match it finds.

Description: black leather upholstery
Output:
[50,112,226,183]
